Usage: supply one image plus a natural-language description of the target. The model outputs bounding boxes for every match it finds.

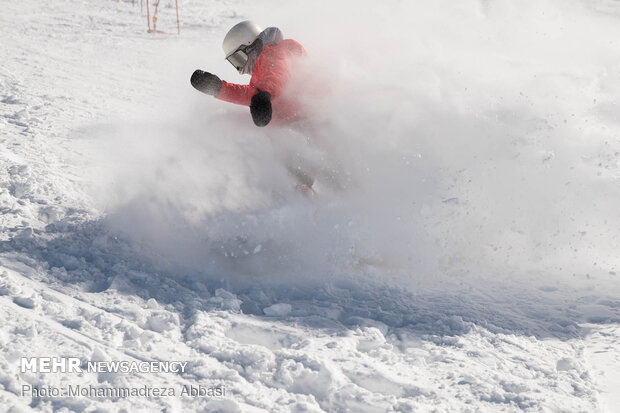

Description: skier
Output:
[190,21,318,194]
[190,21,307,128]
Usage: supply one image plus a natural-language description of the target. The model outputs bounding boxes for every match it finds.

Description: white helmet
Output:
[222,20,262,58]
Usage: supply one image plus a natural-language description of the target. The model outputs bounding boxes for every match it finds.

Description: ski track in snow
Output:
[2,0,620,412]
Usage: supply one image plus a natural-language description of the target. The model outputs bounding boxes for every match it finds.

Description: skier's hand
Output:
[250,91,272,127]
[190,70,222,96]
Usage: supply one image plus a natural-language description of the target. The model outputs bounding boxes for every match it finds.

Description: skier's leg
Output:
[286,165,316,196]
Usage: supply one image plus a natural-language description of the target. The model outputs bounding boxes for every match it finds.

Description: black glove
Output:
[250,91,272,127]
[190,70,222,96]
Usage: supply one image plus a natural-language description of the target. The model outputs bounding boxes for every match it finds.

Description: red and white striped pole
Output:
[175,0,180,34]
[146,0,151,32]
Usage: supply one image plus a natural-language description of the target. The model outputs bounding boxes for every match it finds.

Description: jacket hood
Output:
[241,27,283,75]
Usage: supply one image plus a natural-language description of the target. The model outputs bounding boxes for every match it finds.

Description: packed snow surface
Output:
[2,0,620,411]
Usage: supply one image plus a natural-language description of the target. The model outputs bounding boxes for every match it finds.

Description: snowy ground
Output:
[2,0,620,411]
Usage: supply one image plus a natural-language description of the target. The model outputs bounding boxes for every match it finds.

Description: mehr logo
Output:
[21,358,188,374]
[21,357,81,373]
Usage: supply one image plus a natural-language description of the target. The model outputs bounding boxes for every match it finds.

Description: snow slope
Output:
[1,0,620,411]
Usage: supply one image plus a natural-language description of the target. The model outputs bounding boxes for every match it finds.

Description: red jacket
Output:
[217,39,306,125]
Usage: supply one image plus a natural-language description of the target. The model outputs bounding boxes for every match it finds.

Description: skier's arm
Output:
[191,70,255,107]
[216,81,257,107]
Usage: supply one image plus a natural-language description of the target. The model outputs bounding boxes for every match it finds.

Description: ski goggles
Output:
[226,48,249,72]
